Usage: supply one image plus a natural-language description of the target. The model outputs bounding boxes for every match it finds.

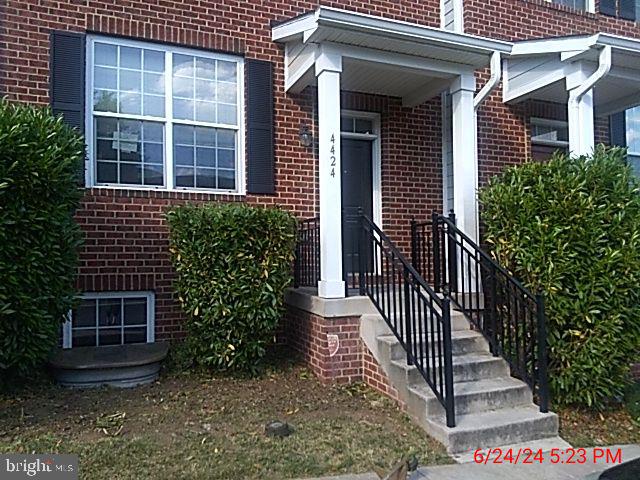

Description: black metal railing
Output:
[411,212,549,413]
[359,215,456,427]
[293,217,320,288]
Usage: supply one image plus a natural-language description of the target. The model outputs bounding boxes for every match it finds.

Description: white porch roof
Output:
[504,33,640,116]
[272,7,511,106]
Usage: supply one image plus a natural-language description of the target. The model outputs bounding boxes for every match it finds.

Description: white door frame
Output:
[339,109,382,229]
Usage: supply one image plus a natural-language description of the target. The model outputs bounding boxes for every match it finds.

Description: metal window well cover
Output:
[48,343,169,389]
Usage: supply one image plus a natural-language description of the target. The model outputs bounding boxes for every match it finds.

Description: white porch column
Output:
[450,73,478,242]
[567,63,595,156]
[316,47,345,298]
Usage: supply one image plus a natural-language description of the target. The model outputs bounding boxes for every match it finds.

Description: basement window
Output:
[63,292,155,348]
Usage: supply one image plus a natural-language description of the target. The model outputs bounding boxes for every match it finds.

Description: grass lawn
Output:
[558,383,640,447]
[0,356,450,479]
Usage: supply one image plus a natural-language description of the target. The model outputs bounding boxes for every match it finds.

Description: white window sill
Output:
[87,184,246,196]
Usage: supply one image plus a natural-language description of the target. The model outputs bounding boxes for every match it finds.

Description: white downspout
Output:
[474,51,502,111]
[567,45,612,156]
[568,45,612,109]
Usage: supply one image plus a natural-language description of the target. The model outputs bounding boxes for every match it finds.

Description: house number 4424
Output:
[329,133,336,177]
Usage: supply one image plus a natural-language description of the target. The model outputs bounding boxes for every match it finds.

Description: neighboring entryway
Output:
[340,112,379,288]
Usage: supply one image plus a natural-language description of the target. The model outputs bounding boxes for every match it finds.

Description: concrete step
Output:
[372,307,471,332]
[408,376,532,416]
[425,405,559,454]
[359,300,563,457]
[378,329,488,360]
[389,352,509,385]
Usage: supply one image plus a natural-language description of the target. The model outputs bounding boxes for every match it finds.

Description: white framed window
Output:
[85,36,245,194]
[63,292,155,349]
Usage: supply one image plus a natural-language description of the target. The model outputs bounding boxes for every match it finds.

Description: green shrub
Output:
[479,146,640,408]
[166,203,297,374]
[0,100,84,380]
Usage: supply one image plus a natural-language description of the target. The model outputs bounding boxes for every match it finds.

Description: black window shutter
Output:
[599,0,617,16]
[610,111,627,148]
[50,31,86,132]
[245,59,275,195]
[619,0,637,20]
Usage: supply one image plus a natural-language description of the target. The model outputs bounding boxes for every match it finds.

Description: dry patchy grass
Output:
[0,359,450,479]
[559,384,640,447]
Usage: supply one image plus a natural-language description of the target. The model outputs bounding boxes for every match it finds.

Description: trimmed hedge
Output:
[0,100,84,379]
[479,146,640,407]
[166,203,297,374]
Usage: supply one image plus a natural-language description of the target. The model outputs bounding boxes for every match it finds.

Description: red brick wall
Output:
[3,0,639,340]
[283,305,363,384]
[283,304,403,404]
[363,346,403,406]
[1,0,445,339]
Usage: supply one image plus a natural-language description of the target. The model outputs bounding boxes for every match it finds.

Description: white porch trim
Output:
[504,33,640,156]
[273,7,511,297]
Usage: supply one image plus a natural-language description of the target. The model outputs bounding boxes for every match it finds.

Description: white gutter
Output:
[568,45,612,108]
[473,51,502,110]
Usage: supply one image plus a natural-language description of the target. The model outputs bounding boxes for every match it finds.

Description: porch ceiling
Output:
[504,33,640,116]
[272,7,512,106]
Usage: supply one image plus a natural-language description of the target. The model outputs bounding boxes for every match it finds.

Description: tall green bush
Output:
[479,146,640,407]
[0,100,84,380]
[166,203,297,374]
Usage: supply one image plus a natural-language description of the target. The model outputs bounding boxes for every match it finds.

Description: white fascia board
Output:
[510,33,640,59]
[315,7,512,55]
[510,35,597,57]
[272,11,319,42]
[596,33,640,54]
[273,7,512,57]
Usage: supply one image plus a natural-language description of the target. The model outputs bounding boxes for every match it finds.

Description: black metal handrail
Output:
[293,217,320,288]
[359,215,456,427]
[411,212,549,413]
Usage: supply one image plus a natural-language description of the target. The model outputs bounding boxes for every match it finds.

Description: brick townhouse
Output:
[3,0,640,453]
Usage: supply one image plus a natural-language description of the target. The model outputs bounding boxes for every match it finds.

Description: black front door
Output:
[341,138,374,282]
